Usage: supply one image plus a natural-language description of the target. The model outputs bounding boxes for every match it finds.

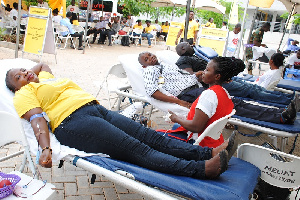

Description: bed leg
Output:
[91,174,96,184]
[58,160,64,168]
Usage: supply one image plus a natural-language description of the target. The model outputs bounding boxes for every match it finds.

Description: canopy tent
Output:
[150,0,225,41]
[277,0,300,51]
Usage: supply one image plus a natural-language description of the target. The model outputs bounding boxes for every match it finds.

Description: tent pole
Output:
[278,3,296,51]
[83,0,90,54]
[236,0,249,58]
[184,0,191,42]
[15,0,22,58]
[171,5,175,21]
[102,0,103,16]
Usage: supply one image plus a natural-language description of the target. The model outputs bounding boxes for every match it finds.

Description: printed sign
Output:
[166,21,182,47]
[199,38,226,56]
[23,17,47,55]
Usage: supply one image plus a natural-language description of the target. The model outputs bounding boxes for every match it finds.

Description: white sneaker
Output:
[120,102,143,118]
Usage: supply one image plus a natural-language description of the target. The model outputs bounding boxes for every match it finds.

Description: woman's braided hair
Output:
[211,57,245,83]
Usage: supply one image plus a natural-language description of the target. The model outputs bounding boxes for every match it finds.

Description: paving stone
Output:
[52,175,76,183]
[118,193,146,200]
[76,175,89,188]
[77,187,103,195]
[90,181,114,188]
[65,195,92,200]
[65,182,77,196]
[103,187,118,200]
[52,182,64,190]
[92,195,105,200]
[115,184,129,194]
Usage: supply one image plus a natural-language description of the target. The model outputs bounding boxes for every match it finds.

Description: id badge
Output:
[158,76,165,84]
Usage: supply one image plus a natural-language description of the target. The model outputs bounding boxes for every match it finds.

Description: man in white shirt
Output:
[287,50,300,69]
[37,0,49,8]
[52,8,62,24]
[9,3,18,27]
[67,0,79,19]
[225,23,241,57]
[138,52,204,108]
[87,16,107,44]
[154,19,161,32]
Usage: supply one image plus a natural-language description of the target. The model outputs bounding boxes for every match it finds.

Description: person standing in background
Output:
[67,0,79,20]
[205,18,216,28]
[175,10,199,45]
[225,23,241,57]
[37,0,49,8]
[245,22,270,75]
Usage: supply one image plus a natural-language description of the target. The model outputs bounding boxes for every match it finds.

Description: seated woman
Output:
[159,57,299,147]
[253,53,285,89]
[5,63,237,180]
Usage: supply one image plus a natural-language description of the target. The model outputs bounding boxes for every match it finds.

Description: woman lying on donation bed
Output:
[5,63,238,179]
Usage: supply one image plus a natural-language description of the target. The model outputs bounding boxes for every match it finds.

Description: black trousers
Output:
[232,98,284,124]
[180,38,193,45]
[70,32,83,47]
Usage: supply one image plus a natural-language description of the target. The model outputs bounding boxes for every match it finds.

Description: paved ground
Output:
[0,41,299,200]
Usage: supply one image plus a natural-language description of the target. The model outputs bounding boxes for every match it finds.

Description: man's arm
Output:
[152,90,191,108]
[193,30,198,45]
[31,63,52,76]
[175,29,183,45]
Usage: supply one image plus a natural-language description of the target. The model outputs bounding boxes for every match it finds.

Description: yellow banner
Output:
[29,7,49,17]
[23,17,47,55]
[249,0,274,8]
[166,22,182,47]
[199,38,226,56]
[200,27,228,39]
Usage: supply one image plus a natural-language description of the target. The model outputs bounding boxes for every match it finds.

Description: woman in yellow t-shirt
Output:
[5,63,233,179]
[132,19,143,44]
[157,21,169,41]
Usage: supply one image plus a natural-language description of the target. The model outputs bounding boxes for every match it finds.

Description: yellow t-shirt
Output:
[180,20,199,39]
[145,25,156,34]
[72,20,79,25]
[13,71,96,132]
[161,25,169,33]
[133,24,143,30]
[205,22,216,28]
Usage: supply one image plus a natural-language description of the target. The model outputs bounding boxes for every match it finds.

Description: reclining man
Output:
[175,42,295,105]
[138,52,205,108]
[138,51,300,126]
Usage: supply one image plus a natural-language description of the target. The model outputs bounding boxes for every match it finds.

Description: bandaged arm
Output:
[23,107,52,168]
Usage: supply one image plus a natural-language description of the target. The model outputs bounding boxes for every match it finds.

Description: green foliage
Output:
[194,0,244,29]
[280,12,300,25]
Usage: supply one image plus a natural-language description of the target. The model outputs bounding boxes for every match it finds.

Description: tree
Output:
[280,12,300,25]
[194,0,244,30]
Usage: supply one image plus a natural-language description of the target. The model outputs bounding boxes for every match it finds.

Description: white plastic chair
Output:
[129,28,143,46]
[150,31,157,46]
[0,111,57,199]
[193,109,236,145]
[72,25,90,48]
[56,25,74,49]
[237,143,300,189]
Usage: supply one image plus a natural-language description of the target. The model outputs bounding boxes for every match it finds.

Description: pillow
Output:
[0,59,105,162]
[156,50,180,67]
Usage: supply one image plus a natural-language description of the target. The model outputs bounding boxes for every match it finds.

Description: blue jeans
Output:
[140,33,153,46]
[223,77,293,105]
[54,104,212,179]
[132,32,141,43]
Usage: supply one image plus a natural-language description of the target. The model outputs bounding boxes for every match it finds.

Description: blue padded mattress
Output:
[81,156,260,200]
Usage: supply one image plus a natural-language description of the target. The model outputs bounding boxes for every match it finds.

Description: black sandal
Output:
[226,131,238,160]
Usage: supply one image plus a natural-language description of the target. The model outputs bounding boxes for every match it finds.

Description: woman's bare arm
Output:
[23,107,52,168]
[169,108,208,133]
[31,63,52,76]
